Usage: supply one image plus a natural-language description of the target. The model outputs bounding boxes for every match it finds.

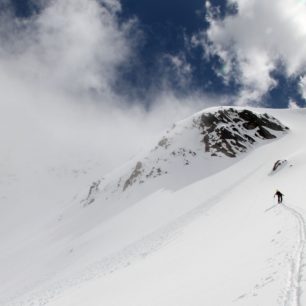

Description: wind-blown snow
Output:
[1,107,306,306]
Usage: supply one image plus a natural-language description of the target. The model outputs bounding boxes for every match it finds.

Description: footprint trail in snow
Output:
[282,204,306,306]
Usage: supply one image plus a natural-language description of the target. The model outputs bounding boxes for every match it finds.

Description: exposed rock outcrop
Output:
[195,108,288,158]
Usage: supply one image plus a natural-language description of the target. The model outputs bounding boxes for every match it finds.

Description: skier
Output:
[274,190,284,204]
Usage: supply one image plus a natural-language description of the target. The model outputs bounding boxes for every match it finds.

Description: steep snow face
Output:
[0,107,299,306]
[82,107,288,207]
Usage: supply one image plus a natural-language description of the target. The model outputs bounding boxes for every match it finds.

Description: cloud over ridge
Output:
[200,0,306,105]
[0,0,208,177]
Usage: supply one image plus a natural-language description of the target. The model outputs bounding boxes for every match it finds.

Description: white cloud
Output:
[0,0,207,180]
[0,0,132,97]
[299,75,306,100]
[288,99,301,109]
[163,53,193,87]
[202,0,306,105]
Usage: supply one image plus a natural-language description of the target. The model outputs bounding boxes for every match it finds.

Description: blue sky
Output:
[8,0,306,108]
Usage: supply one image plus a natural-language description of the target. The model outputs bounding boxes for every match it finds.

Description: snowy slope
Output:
[80,107,288,208]
[1,107,306,306]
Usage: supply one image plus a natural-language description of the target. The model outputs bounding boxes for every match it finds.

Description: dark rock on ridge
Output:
[195,108,289,158]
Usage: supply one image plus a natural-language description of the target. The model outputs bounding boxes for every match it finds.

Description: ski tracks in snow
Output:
[282,204,306,306]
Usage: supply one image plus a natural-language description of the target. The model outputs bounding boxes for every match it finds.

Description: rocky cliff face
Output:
[195,108,289,158]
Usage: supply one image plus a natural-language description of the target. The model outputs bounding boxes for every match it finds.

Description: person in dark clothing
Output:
[274,190,284,204]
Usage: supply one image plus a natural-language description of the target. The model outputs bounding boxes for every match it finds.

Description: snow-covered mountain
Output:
[82,107,288,207]
[1,106,306,306]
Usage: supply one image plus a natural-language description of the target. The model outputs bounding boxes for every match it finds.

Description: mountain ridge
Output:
[81,107,289,207]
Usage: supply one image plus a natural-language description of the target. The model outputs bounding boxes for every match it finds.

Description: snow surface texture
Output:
[2,107,306,306]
